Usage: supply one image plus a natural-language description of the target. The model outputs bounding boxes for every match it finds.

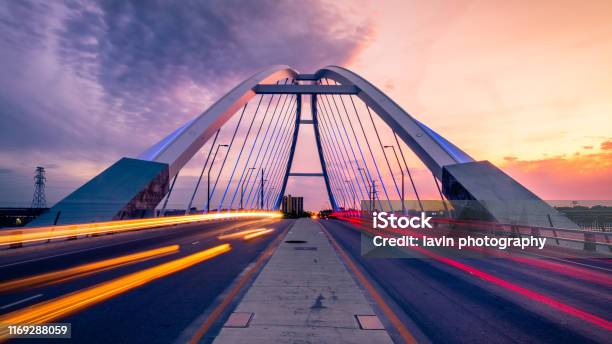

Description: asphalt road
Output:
[321,219,611,344]
[0,218,293,343]
[1,218,609,344]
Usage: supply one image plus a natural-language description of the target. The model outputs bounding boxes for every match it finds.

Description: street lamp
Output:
[384,145,405,214]
[242,167,256,210]
[207,144,229,213]
[259,168,267,210]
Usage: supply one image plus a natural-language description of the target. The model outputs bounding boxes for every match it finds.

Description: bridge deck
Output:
[213,218,393,343]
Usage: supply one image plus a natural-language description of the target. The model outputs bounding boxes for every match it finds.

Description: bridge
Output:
[27,65,575,229]
[0,66,609,343]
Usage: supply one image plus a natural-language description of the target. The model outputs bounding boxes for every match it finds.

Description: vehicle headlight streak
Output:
[217,228,274,240]
[0,245,179,293]
[0,211,282,246]
[0,244,231,339]
[243,228,275,240]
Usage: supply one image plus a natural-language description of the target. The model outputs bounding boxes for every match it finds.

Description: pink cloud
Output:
[499,143,612,200]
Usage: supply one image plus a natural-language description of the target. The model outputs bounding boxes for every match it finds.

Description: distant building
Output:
[282,194,303,216]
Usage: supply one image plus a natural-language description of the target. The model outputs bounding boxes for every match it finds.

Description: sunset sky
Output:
[0,0,610,210]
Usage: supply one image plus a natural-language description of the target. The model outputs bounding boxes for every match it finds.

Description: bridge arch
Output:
[30,65,577,230]
[140,65,299,178]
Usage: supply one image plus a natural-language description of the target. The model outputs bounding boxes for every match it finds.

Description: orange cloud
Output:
[499,142,612,200]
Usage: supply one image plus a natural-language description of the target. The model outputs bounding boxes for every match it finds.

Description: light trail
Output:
[0,244,231,339]
[243,228,274,240]
[217,228,271,240]
[333,216,612,331]
[0,211,282,247]
[0,245,179,293]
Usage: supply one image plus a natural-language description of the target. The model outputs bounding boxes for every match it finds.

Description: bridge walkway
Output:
[213,218,394,343]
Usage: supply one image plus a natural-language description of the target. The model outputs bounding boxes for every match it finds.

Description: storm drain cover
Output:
[355,315,385,330]
[285,240,307,244]
[224,312,253,328]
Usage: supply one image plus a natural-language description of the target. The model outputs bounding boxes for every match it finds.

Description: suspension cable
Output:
[317,98,354,209]
[207,100,254,209]
[348,95,394,211]
[393,131,424,212]
[244,95,294,206]
[229,88,291,208]
[219,82,282,210]
[332,84,374,203]
[250,108,296,209]
[186,129,220,214]
[323,80,369,201]
[321,93,368,204]
[432,172,450,214]
[159,174,177,216]
[317,97,356,207]
[247,98,296,208]
[245,97,296,207]
[318,93,366,202]
[261,98,300,208]
[364,105,402,202]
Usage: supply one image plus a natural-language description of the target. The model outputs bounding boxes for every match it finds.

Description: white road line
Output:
[191,241,200,245]
[0,294,43,310]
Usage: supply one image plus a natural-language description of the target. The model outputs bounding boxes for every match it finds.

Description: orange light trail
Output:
[0,211,282,247]
[0,243,231,339]
[217,228,271,240]
[243,228,274,240]
[0,245,179,293]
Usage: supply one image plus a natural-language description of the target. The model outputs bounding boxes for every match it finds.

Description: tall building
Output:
[282,194,303,216]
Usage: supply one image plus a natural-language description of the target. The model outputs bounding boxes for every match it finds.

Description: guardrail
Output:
[329,210,611,255]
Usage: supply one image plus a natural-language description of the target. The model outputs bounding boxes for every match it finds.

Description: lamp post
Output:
[207,144,228,213]
[260,168,267,210]
[242,167,256,210]
[384,145,405,214]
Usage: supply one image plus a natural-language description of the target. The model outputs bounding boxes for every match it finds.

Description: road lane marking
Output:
[0,294,43,310]
[191,241,200,245]
[317,221,418,344]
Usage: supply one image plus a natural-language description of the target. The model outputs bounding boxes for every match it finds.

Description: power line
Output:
[31,166,47,208]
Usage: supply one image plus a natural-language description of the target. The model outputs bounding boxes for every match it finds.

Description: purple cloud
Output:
[0,0,371,205]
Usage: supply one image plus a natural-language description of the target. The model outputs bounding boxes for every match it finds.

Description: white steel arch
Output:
[139,65,298,178]
[315,65,473,179]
